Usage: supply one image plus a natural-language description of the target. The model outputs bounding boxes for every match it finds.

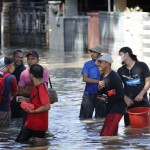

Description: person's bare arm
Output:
[83,74,105,91]
[18,86,33,96]
[16,96,30,102]
[135,77,150,101]
[26,103,50,114]
[83,74,99,84]
[124,95,134,106]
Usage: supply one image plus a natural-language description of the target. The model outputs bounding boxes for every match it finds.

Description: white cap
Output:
[97,53,113,64]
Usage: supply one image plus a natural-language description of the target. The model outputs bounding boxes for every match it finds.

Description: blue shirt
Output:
[81,60,100,94]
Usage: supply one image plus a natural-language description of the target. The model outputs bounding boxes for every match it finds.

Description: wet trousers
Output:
[79,94,106,119]
[0,111,11,127]
[15,125,46,143]
[100,114,123,136]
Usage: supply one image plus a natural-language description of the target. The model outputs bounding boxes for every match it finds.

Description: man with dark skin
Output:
[11,50,26,118]
[12,50,26,83]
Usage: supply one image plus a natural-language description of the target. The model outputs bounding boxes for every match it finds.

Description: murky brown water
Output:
[0,48,150,150]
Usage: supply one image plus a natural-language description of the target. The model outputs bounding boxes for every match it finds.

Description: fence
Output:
[9,11,47,47]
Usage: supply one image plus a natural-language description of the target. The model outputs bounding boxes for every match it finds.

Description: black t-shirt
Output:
[100,70,126,115]
[12,63,26,84]
[117,61,150,100]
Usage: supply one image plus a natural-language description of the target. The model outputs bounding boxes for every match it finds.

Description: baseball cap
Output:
[97,53,113,64]
[89,44,104,54]
[119,47,138,61]
[26,50,39,58]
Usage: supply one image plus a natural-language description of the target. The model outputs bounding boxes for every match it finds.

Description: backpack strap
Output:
[3,72,10,79]
[0,71,10,103]
[30,83,47,102]
[0,71,10,78]
[49,77,52,89]
[30,92,39,101]
[30,85,39,101]
[43,82,49,93]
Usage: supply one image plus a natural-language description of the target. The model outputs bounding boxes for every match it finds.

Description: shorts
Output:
[15,125,46,143]
[0,111,11,127]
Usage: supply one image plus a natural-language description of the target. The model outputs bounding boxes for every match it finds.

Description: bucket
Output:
[127,107,150,128]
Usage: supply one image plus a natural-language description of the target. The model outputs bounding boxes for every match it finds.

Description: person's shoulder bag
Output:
[48,77,58,104]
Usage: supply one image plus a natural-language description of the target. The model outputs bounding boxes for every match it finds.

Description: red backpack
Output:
[0,71,10,103]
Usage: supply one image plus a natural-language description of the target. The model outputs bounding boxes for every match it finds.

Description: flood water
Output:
[0,48,150,150]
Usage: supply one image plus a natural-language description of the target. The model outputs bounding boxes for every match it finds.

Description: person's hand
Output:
[97,94,108,102]
[8,63,15,73]
[98,80,105,89]
[25,108,35,113]
[25,86,33,91]
[16,96,26,102]
[124,96,134,106]
[134,93,143,102]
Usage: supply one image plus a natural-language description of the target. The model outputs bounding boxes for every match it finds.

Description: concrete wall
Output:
[99,11,150,70]
[1,2,13,48]
[142,13,150,65]
[48,16,88,52]
[48,17,64,51]
[87,12,100,49]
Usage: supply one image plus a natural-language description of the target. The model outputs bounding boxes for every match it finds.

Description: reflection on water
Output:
[0,48,150,150]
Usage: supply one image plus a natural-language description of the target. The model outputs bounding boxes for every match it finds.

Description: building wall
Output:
[48,17,64,51]
[87,12,100,48]
[99,11,150,70]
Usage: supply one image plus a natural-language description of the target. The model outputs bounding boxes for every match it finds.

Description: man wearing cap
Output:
[117,47,150,127]
[97,53,126,136]
[18,50,49,124]
[79,44,105,119]
[12,50,26,84]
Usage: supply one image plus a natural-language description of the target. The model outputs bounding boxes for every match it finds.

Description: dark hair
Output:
[30,64,43,78]
[4,57,13,65]
[13,49,23,57]
[119,47,138,61]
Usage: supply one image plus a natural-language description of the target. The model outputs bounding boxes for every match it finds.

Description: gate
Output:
[64,17,88,52]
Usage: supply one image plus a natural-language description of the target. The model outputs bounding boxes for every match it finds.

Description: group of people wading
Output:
[0,50,50,143]
[79,45,150,136]
[0,45,150,143]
